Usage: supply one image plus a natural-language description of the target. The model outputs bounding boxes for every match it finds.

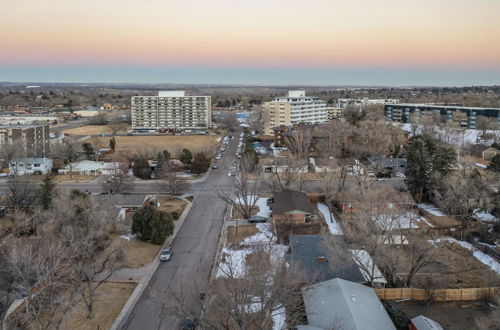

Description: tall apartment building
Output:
[263,91,326,135]
[0,124,50,157]
[384,103,500,129]
[131,91,211,130]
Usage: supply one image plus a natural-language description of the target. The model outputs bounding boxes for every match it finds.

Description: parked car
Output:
[248,215,267,223]
[212,163,218,169]
[216,153,222,160]
[159,248,172,261]
[180,317,197,330]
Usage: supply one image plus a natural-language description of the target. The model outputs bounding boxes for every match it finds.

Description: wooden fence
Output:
[375,287,499,302]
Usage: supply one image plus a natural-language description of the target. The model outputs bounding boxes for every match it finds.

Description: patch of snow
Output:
[473,209,498,223]
[217,247,252,278]
[400,123,499,146]
[372,212,432,230]
[318,203,343,235]
[350,249,387,284]
[255,198,271,218]
[429,238,500,274]
[272,305,287,330]
[418,203,446,217]
[119,234,136,240]
[474,163,488,169]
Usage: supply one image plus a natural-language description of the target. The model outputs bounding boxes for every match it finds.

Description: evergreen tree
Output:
[156,151,165,172]
[179,148,193,165]
[488,154,500,172]
[82,142,95,160]
[109,137,116,151]
[131,205,174,244]
[132,157,152,179]
[38,173,57,209]
[191,153,211,174]
[405,136,434,202]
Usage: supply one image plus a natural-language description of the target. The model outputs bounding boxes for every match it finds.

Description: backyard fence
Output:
[375,287,499,302]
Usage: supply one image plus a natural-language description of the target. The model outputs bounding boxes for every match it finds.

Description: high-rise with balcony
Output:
[263,91,327,135]
[131,91,211,130]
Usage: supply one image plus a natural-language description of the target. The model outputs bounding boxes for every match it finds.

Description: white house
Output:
[9,158,53,176]
[58,160,124,176]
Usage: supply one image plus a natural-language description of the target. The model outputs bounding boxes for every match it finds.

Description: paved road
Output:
[121,137,237,330]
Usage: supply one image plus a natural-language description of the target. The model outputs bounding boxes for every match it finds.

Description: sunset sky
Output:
[1,0,499,85]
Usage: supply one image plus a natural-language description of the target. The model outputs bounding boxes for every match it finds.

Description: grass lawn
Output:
[226,225,259,246]
[60,282,136,330]
[62,125,131,135]
[155,195,187,219]
[89,135,218,158]
[109,234,161,269]
[231,206,260,219]
[18,174,97,183]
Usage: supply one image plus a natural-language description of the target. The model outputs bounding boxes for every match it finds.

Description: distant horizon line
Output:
[1,81,499,89]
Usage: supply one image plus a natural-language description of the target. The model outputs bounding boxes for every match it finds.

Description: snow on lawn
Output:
[473,209,498,223]
[372,212,433,230]
[317,203,343,235]
[418,203,446,217]
[217,247,252,278]
[401,123,499,146]
[233,196,271,218]
[217,223,288,278]
[474,163,488,169]
[272,305,287,330]
[430,238,500,274]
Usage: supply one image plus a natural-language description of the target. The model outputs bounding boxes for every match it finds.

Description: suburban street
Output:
[121,136,238,330]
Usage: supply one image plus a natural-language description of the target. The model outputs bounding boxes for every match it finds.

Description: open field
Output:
[60,282,136,330]
[62,124,131,135]
[89,135,218,158]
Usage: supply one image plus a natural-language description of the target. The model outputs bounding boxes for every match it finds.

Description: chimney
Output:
[316,256,327,263]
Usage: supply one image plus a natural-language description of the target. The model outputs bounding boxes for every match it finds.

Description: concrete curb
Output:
[110,196,195,330]
[209,203,231,281]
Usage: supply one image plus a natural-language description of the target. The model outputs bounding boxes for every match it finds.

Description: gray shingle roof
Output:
[272,190,314,215]
[301,278,396,330]
[287,235,365,283]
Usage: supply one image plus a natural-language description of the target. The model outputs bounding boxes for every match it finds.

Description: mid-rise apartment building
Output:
[326,107,344,121]
[0,124,50,157]
[384,103,500,129]
[131,91,211,130]
[264,91,326,135]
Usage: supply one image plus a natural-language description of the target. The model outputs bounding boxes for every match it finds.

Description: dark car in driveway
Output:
[248,215,267,223]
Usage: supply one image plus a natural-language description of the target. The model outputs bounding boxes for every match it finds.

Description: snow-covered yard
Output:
[430,238,500,274]
[372,212,433,230]
[217,222,287,278]
[401,123,500,146]
[473,209,498,223]
[233,196,271,218]
[418,203,446,217]
[317,203,343,235]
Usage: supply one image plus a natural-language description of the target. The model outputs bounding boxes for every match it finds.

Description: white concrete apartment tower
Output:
[263,91,327,135]
[131,91,212,130]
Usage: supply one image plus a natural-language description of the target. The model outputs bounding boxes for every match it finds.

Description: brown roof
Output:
[272,190,315,215]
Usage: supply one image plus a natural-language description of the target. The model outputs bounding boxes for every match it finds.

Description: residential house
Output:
[287,234,366,284]
[9,158,53,176]
[468,144,500,162]
[262,158,309,174]
[271,190,315,225]
[298,278,396,330]
[367,157,407,175]
[310,157,339,173]
[58,160,124,176]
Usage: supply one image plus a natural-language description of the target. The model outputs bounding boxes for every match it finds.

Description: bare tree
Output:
[286,128,312,159]
[102,162,132,194]
[217,172,262,220]
[5,176,37,210]
[156,160,187,195]
[272,156,307,191]
[0,142,23,169]
[161,246,305,330]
